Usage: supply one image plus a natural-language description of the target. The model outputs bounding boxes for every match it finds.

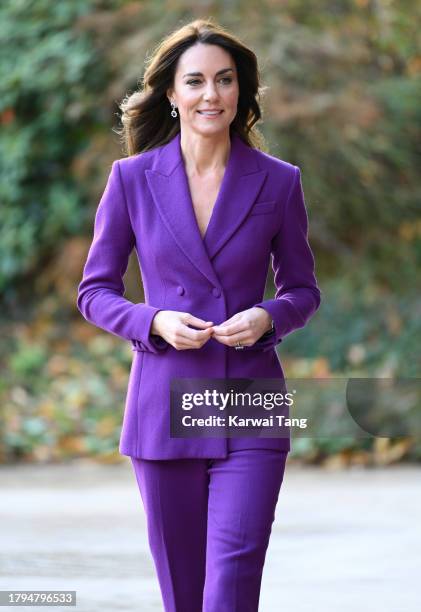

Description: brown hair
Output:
[115,18,268,156]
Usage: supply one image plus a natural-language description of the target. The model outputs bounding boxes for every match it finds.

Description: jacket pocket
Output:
[249,200,276,216]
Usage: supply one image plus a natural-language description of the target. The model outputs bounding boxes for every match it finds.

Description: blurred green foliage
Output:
[0,0,109,290]
[0,0,419,463]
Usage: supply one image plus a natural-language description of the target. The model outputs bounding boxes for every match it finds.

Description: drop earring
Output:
[170,101,178,118]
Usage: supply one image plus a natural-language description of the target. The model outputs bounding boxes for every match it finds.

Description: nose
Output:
[203,81,218,100]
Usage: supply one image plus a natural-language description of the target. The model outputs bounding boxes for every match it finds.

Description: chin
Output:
[193,122,230,135]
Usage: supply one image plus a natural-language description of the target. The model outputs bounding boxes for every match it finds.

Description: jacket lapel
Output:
[145,131,267,286]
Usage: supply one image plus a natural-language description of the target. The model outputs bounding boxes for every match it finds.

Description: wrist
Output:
[255,306,273,333]
[150,310,165,336]
[263,318,274,336]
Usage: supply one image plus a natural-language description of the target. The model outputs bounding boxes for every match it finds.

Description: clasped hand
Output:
[151,308,273,351]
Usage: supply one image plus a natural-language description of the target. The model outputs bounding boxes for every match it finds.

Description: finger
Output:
[213,330,252,347]
[214,313,241,328]
[171,333,206,349]
[174,326,213,345]
[174,341,199,350]
[173,336,211,350]
[212,321,244,337]
[173,342,200,350]
[181,325,214,339]
[184,314,214,329]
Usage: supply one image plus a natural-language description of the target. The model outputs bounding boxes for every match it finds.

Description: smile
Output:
[197,110,224,116]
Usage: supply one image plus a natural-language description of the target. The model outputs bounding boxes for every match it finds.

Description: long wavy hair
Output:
[115,18,268,156]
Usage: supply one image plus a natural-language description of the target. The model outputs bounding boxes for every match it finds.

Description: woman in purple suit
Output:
[77,18,321,612]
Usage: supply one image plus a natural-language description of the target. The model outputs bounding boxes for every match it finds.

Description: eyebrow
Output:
[182,68,234,78]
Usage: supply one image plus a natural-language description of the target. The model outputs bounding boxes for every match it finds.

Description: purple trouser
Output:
[131,448,289,612]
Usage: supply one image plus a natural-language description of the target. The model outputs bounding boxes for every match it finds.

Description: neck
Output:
[180,131,231,177]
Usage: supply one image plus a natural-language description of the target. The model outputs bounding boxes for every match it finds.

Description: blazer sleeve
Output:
[250,165,322,351]
[76,160,169,354]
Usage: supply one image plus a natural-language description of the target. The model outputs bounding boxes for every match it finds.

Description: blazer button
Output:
[176,285,185,296]
[212,287,221,298]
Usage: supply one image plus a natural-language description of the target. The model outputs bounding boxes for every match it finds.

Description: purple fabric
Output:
[77,130,321,458]
[131,448,289,611]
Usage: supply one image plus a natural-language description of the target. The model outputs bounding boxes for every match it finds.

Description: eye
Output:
[186,77,233,86]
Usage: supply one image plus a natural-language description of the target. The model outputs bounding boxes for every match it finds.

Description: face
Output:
[167,42,239,137]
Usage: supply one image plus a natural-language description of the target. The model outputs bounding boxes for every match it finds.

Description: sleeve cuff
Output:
[131,306,170,353]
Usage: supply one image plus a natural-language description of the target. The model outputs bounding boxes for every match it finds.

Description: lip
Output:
[197,110,224,118]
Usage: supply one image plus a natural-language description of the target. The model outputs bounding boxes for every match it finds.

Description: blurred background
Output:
[1,0,420,466]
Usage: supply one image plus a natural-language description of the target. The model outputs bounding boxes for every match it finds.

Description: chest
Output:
[187,171,224,240]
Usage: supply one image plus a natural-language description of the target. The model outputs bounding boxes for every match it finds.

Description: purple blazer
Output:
[77,130,321,459]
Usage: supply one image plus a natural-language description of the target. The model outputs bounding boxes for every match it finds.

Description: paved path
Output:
[0,460,420,611]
